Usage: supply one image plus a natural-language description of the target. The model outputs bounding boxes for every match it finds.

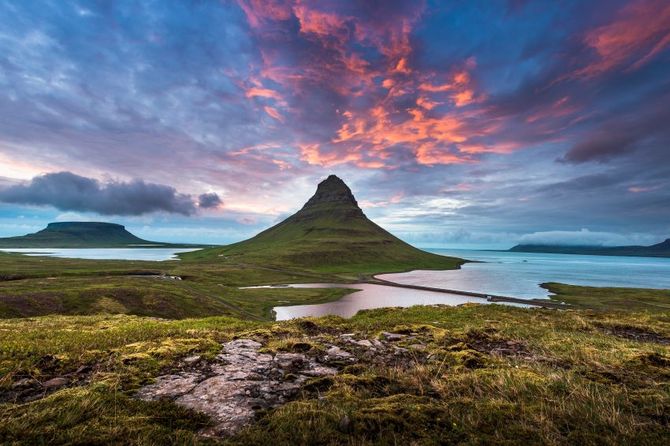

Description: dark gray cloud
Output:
[198,192,222,209]
[0,172,198,216]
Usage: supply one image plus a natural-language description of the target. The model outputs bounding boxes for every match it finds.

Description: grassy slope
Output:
[1,305,669,444]
[545,282,670,313]
[185,200,464,275]
[0,252,353,320]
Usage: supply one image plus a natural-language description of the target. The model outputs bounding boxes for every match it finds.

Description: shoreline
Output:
[368,276,567,309]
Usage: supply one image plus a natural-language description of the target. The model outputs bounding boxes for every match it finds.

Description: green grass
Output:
[0,253,354,320]
[1,305,669,445]
[544,282,670,312]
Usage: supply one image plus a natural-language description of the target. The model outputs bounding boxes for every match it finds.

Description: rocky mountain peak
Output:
[302,175,359,209]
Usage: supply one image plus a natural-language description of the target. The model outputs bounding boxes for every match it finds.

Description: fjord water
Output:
[380,249,670,298]
[0,248,201,261]
[273,249,670,320]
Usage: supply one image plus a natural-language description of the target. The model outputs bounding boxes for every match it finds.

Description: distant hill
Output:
[509,239,670,258]
[189,175,464,273]
[0,222,190,248]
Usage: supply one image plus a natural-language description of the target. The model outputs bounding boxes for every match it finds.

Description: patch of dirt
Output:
[1,355,98,403]
[595,323,670,345]
[0,293,65,317]
[442,329,566,369]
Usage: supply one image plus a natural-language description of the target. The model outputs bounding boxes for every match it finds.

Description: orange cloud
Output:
[573,0,670,78]
[245,86,283,101]
[299,143,385,168]
[235,2,522,169]
[416,96,440,110]
[452,89,474,107]
[458,142,521,154]
[264,106,284,121]
[236,0,292,28]
[415,142,474,166]
[294,5,347,39]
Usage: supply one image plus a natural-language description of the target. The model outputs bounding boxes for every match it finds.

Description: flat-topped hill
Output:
[191,175,463,273]
[0,222,166,248]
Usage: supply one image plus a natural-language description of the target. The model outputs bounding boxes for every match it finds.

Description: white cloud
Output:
[518,229,658,246]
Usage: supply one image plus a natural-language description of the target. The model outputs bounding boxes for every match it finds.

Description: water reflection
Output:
[0,248,201,261]
[269,283,523,320]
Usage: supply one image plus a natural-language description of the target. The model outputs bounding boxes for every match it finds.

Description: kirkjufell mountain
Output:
[197,175,463,273]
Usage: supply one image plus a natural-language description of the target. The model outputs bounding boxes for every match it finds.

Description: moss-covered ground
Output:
[1,305,669,445]
[1,252,669,444]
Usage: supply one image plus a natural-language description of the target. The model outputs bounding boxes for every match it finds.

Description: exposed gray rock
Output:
[136,374,200,400]
[137,339,339,437]
[326,345,354,360]
[381,332,406,342]
[182,355,201,364]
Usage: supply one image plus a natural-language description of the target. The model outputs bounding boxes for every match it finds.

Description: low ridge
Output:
[195,175,463,273]
[510,237,670,258]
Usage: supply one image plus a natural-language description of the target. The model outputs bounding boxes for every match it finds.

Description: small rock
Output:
[301,365,338,377]
[371,339,384,348]
[381,332,405,342]
[326,346,353,360]
[409,344,426,351]
[183,355,201,364]
[356,340,373,348]
[275,353,306,371]
[42,377,68,389]
[339,333,355,339]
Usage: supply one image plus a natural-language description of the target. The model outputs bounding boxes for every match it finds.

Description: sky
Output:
[0,0,669,249]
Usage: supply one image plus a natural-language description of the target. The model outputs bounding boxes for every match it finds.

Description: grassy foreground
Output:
[1,304,669,445]
[1,248,669,444]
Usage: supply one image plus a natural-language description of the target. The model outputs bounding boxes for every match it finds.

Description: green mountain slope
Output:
[510,238,670,257]
[189,175,464,273]
[0,222,168,248]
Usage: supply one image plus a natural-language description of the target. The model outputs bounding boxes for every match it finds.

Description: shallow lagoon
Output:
[262,283,530,320]
[0,247,201,261]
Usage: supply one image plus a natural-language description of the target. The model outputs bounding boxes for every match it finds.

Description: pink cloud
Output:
[572,0,670,78]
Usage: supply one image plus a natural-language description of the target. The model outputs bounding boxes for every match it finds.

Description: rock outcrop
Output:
[137,339,343,436]
[136,332,421,437]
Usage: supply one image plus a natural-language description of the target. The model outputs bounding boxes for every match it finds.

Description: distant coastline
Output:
[509,238,670,258]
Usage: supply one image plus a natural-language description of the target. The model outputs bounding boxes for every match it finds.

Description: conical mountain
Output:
[210,175,463,273]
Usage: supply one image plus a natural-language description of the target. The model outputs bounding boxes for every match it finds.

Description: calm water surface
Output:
[265,283,519,320]
[378,249,670,299]
[273,249,670,319]
[0,248,201,261]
